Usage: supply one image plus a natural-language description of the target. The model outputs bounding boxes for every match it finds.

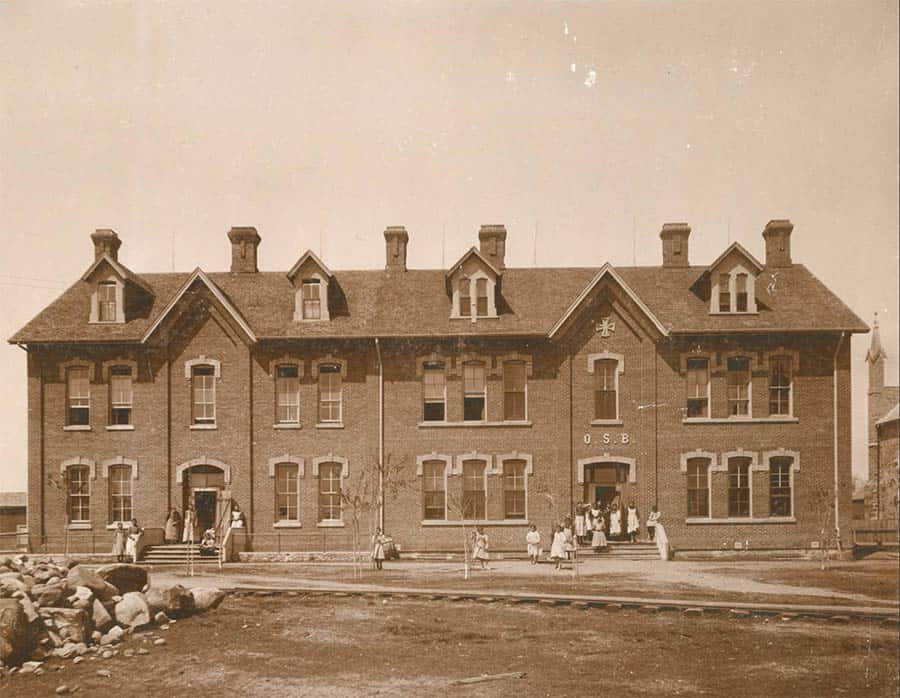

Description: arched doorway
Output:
[582,462,631,509]
[181,464,228,536]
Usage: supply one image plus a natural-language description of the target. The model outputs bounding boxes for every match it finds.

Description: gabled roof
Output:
[140,268,257,344]
[877,403,899,427]
[705,242,764,275]
[287,250,332,281]
[446,247,502,278]
[81,254,154,295]
[548,263,669,339]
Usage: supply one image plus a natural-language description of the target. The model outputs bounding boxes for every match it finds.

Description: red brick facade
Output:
[13,223,866,553]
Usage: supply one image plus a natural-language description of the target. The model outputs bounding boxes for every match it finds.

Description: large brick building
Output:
[9,220,867,554]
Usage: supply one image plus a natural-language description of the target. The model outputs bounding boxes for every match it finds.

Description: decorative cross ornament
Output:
[595,317,616,338]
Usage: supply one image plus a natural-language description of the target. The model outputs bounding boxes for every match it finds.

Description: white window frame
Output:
[497,452,533,521]
[461,458,488,521]
[275,363,301,425]
[681,451,715,519]
[451,270,497,320]
[710,265,758,314]
[462,361,487,422]
[422,361,447,423]
[587,351,624,424]
[317,365,343,425]
[419,455,451,521]
[66,365,91,428]
[109,365,133,427]
[768,354,794,417]
[274,461,301,524]
[685,357,711,419]
[62,459,94,527]
[301,279,322,320]
[726,355,752,418]
[312,455,348,525]
[502,360,528,422]
[762,449,800,520]
[107,463,133,525]
[89,274,125,324]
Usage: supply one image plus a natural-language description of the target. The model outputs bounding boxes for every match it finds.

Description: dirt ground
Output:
[4,594,898,697]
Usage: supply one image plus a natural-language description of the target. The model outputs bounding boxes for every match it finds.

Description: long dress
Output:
[655,523,670,561]
[609,510,622,537]
[182,510,196,543]
[549,531,567,560]
[473,532,490,561]
[591,520,607,548]
[111,528,126,558]
[371,534,386,561]
[164,513,181,544]
[525,530,541,558]
[574,515,585,539]
[627,507,640,536]
[125,524,142,562]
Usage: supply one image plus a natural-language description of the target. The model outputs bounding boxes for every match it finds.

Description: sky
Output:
[1,0,897,491]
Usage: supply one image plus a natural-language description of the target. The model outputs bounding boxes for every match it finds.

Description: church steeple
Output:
[867,313,887,392]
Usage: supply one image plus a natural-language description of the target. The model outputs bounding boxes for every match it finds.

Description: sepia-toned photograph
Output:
[1,1,897,695]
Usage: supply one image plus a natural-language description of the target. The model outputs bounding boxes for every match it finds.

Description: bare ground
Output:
[3,594,898,697]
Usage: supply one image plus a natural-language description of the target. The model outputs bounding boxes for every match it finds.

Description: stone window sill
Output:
[105,522,130,530]
[190,424,217,430]
[64,425,91,432]
[106,425,134,431]
[685,517,797,525]
[316,422,344,429]
[682,417,799,425]
[591,419,624,427]
[420,519,531,527]
[418,421,532,428]
[274,423,302,430]
[316,520,345,528]
[273,521,303,529]
[68,523,92,530]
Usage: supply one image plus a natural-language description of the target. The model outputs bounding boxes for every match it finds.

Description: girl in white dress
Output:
[646,505,661,542]
[574,504,586,545]
[609,505,622,540]
[591,515,607,551]
[549,525,567,569]
[182,506,196,543]
[525,525,541,564]
[626,502,640,543]
[472,527,490,569]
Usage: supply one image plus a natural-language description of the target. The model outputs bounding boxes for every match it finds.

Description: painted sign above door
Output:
[584,433,631,445]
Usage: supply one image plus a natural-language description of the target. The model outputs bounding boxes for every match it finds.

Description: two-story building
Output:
[9,220,867,554]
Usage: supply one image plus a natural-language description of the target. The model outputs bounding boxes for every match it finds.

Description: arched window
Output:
[462,361,486,422]
[475,278,489,317]
[769,457,793,517]
[459,278,471,318]
[317,462,342,522]
[108,464,133,523]
[594,358,618,420]
[769,356,792,416]
[318,364,342,424]
[275,364,301,424]
[275,462,300,522]
[301,279,321,320]
[191,365,216,425]
[686,458,710,517]
[98,281,117,322]
[422,460,448,520]
[726,357,751,417]
[686,358,710,418]
[503,360,527,421]
[503,459,527,519]
[67,366,91,427]
[67,465,91,524]
[109,365,133,426]
[728,457,751,517]
[422,361,446,422]
[462,460,486,520]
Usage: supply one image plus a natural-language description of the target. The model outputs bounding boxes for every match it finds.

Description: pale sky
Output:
[1,1,897,491]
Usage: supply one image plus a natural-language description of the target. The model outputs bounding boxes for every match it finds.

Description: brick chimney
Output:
[478,224,507,270]
[227,226,261,273]
[383,226,409,272]
[91,229,122,262]
[762,219,793,267]
[659,223,690,267]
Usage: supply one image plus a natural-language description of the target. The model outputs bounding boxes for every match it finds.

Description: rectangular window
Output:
[463,362,486,421]
[769,356,792,416]
[422,362,446,422]
[317,462,342,522]
[686,458,710,517]
[67,465,90,523]
[735,273,748,312]
[727,357,751,417]
[770,457,792,517]
[462,460,486,520]
[594,359,617,420]
[686,358,709,418]
[275,364,300,424]
[108,464,132,523]
[718,273,731,312]
[318,365,342,423]
[728,458,751,517]
[191,365,216,424]
[423,460,446,520]
[503,361,526,421]
[98,281,117,322]
[301,280,321,320]
[275,463,300,521]
[459,279,471,317]
[109,366,133,426]
[67,367,90,426]
[475,278,488,316]
[503,460,526,519]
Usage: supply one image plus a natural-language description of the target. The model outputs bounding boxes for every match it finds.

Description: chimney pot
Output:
[478,224,507,270]
[91,229,122,262]
[659,223,691,267]
[762,219,793,267]
[383,226,409,272]
[227,226,261,273]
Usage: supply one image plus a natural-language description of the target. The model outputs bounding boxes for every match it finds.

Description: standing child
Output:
[549,525,567,570]
[609,504,622,541]
[473,526,490,569]
[626,501,640,543]
[125,519,143,563]
[525,525,541,564]
[371,527,388,570]
[646,505,661,542]
[574,503,586,546]
[112,521,126,562]
[182,505,196,543]
[591,515,607,552]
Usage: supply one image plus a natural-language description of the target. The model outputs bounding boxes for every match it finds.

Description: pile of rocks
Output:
[0,555,225,672]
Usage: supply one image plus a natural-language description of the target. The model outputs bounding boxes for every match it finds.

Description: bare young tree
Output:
[808,477,839,571]
[446,489,476,580]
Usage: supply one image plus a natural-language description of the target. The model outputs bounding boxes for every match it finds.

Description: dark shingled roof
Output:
[8,263,868,344]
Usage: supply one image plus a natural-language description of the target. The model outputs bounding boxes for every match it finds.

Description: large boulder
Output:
[145,585,195,618]
[91,598,114,632]
[38,608,91,644]
[96,564,148,595]
[67,585,94,610]
[114,592,150,628]
[18,595,39,624]
[0,598,31,665]
[189,587,226,612]
[0,573,29,597]
[65,566,118,601]
[31,582,67,608]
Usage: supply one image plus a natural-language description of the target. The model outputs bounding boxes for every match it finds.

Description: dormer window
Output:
[448,247,500,320]
[301,279,321,320]
[735,273,748,312]
[706,243,762,315]
[475,278,488,316]
[459,279,471,317]
[718,273,731,312]
[98,282,117,321]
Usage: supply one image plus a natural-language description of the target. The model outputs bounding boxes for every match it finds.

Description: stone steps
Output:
[141,544,220,564]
